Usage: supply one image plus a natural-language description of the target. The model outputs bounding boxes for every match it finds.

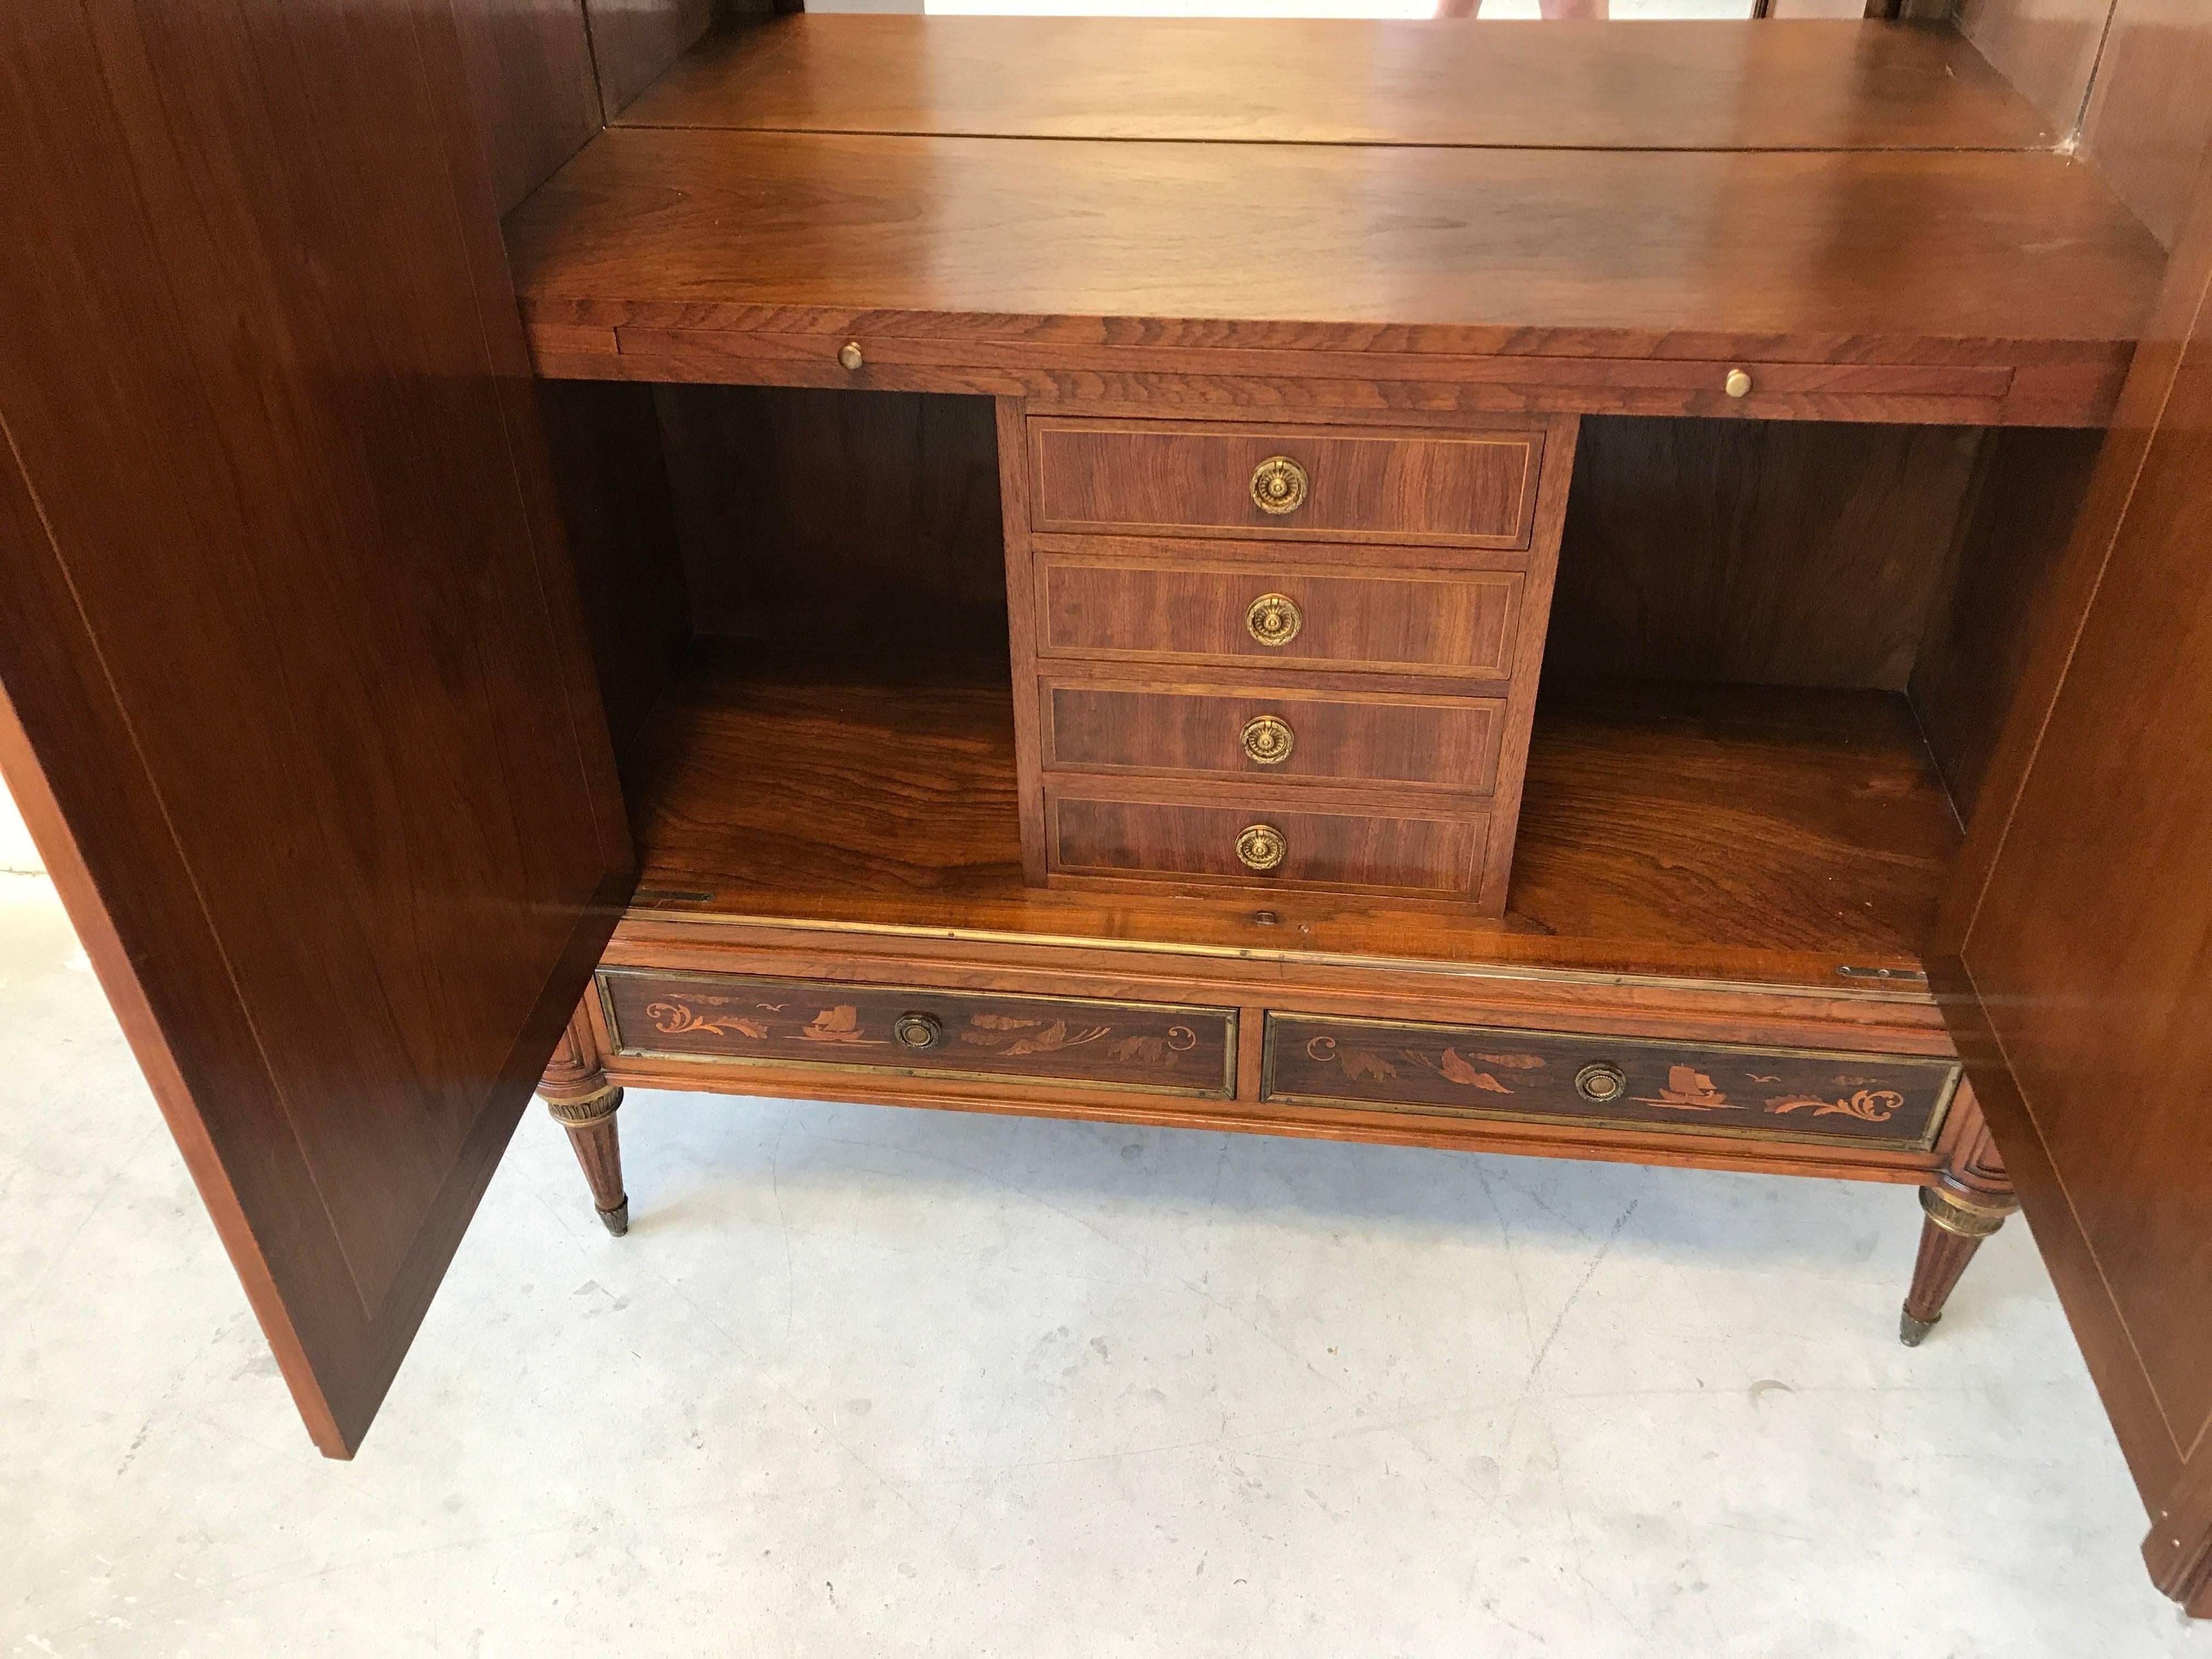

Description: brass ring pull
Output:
[1235,823,1287,872]
[1245,592,1302,647]
[1242,715,1294,766]
[893,1011,944,1050]
[1574,1062,1627,1103]
[1250,455,1308,515]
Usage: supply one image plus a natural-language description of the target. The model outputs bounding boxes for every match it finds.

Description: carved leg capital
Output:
[1900,1087,2017,1345]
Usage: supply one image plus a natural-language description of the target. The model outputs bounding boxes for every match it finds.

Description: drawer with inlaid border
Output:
[1262,1013,1959,1150]
[1039,675,1506,793]
[599,969,1237,1098]
[1028,416,1544,546]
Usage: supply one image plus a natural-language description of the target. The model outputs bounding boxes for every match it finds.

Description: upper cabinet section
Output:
[504,18,2165,426]
[620,18,2059,151]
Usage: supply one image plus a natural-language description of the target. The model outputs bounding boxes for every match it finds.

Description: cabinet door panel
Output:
[0,0,628,1455]
[1939,160,2212,1611]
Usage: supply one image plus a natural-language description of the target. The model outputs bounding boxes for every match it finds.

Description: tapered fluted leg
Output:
[1900,1086,2016,1345]
[539,997,630,1235]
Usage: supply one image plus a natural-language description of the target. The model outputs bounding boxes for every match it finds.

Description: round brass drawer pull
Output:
[893,1011,944,1050]
[838,340,865,372]
[1235,823,1287,872]
[1575,1062,1628,1103]
[1250,455,1308,515]
[1724,367,1752,398]
[1242,714,1294,766]
[1245,592,1303,647]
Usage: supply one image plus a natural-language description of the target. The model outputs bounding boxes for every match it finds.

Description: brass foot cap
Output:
[598,1199,630,1238]
[1899,1307,1937,1347]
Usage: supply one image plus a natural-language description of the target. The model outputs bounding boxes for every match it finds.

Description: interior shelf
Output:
[623,643,1960,991]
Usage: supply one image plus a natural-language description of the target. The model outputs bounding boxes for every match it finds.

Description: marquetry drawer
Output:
[1263,1014,1960,1150]
[1035,552,1522,679]
[1029,417,1543,546]
[599,970,1237,1098]
[1045,783,1489,897]
[1039,677,1505,792]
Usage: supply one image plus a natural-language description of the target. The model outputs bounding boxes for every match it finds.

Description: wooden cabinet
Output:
[7,3,2212,1617]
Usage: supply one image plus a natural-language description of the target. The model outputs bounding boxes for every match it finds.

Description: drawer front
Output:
[1047,788,1488,896]
[1041,679,1504,792]
[1036,554,1522,678]
[601,970,1236,1098]
[1264,1014,1959,1149]
[1030,417,1542,546]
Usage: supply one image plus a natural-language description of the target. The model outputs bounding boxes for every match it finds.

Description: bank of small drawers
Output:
[1022,413,1549,902]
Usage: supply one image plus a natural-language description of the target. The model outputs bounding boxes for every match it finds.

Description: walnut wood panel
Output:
[1034,552,1523,680]
[1039,678,1505,793]
[1908,426,2103,817]
[535,379,691,768]
[1264,1013,1957,1152]
[1957,0,2115,137]
[585,0,715,120]
[504,132,2159,419]
[1545,417,1987,692]
[1045,783,1489,899]
[1028,417,1540,547]
[627,654,1957,984]
[0,0,629,1455]
[2078,0,2212,250]
[658,385,1006,653]
[454,0,602,217]
[623,18,2057,151]
[1939,162,2212,1531]
[599,968,1235,1097]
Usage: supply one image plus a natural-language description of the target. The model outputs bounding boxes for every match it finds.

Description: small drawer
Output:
[1035,552,1522,679]
[600,969,1237,1098]
[1046,784,1489,897]
[1263,1013,1959,1150]
[1040,678,1505,793]
[1029,417,1543,546]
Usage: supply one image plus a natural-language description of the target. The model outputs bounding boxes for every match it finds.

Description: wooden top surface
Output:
[508,129,2160,360]
[622,17,2059,153]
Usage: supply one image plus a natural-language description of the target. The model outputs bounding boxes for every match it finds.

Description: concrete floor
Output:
[1,870,2201,1657]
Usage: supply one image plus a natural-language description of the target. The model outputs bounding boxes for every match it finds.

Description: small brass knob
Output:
[1245,592,1303,647]
[1575,1062,1628,1103]
[1235,823,1287,872]
[1250,455,1308,515]
[1724,368,1752,399]
[1242,714,1294,766]
[838,340,865,372]
[893,1011,944,1050]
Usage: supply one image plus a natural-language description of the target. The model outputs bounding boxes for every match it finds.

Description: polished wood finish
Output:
[1956,0,2115,137]
[0,0,630,1455]
[1033,550,1523,679]
[625,18,2058,151]
[2079,0,2212,249]
[624,651,1957,986]
[538,1000,629,1233]
[657,386,1005,651]
[600,967,1237,1096]
[455,0,602,216]
[1547,417,1987,692]
[1045,783,1491,900]
[1263,1012,1957,1150]
[1039,678,1505,793]
[1029,418,1542,547]
[506,130,2157,426]
[1933,146,2212,1598]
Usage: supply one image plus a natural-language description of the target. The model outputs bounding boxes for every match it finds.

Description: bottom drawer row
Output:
[599,971,1960,1152]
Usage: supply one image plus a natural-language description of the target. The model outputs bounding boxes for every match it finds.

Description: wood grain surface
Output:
[620,17,2058,152]
[506,129,2160,397]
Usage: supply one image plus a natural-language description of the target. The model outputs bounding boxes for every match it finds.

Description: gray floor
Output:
[1,871,2200,1656]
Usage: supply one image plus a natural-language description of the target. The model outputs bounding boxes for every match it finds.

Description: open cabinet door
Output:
[0,2,631,1455]
[1936,156,2212,1611]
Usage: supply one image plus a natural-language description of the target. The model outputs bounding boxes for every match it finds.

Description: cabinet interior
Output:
[543,379,2100,992]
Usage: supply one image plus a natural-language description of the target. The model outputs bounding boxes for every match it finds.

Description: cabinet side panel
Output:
[1956,0,2116,136]
[454,0,603,217]
[2078,0,2212,250]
